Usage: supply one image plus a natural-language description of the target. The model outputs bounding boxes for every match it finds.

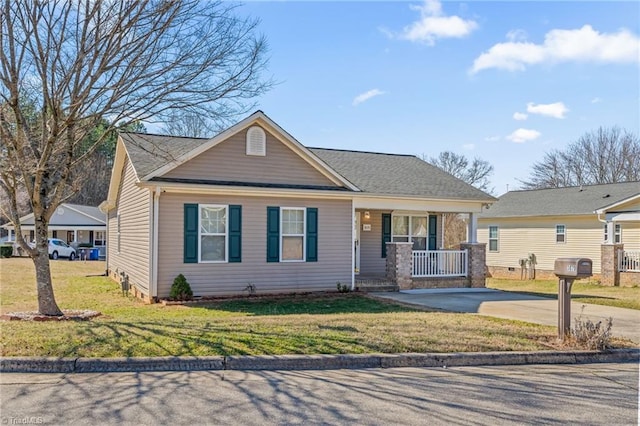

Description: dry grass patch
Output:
[488,278,640,310]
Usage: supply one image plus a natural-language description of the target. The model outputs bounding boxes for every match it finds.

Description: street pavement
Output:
[1,363,637,425]
[372,289,640,343]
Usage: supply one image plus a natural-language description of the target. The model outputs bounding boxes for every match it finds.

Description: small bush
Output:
[336,282,351,293]
[0,245,13,258]
[170,274,193,301]
[571,309,613,350]
[78,242,93,248]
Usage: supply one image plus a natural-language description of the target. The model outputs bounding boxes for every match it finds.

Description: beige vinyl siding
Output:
[621,222,640,251]
[157,193,352,297]
[108,157,151,293]
[479,216,606,274]
[358,210,389,276]
[163,127,338,187]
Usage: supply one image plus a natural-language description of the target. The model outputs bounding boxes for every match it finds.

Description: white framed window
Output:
[95,231,106,247]
[199,205,228,262]
[116,213,121,253]
[555,224,566,243]
[246,126,266,156]
[281,207,305,261]
[392,215,427,250]
[603,223,622,244]
[488,226,499,252]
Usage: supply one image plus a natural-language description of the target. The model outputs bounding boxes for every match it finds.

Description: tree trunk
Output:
[33,217,63,316]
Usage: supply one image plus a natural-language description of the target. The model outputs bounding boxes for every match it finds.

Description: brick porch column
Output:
[385,242,413,290]
[601,243,623,286]
[460,242,486,288]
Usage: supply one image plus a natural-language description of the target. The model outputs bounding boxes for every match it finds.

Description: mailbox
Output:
[554,258,592,278]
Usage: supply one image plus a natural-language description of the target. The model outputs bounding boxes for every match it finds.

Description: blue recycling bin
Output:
[89,248,99,260]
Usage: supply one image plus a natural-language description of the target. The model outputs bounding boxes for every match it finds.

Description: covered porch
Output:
[351,199,486,291]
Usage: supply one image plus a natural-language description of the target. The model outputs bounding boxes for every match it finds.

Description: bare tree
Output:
[426,151,494,248]
[428,151,494,193]
[0,0,271,315]
[521,127,640,189]
[162,110,217,139]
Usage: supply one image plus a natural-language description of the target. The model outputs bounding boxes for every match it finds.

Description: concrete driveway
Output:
[372,288,640,343]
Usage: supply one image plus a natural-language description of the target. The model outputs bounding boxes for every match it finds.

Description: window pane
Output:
[393,216,408,235]
[556,234,565,243]
[282,236,303,260]
[489,240,498,251]
[412,237,427,250]
[201,235,226,261]
[201,207,226,234]
[282,209,304,235]
[489,226,498,239]
[412,217,427,237]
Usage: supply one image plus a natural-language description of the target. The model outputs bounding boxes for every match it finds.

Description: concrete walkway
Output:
[372,289,640,343]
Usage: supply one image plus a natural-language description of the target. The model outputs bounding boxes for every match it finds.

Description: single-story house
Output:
[101,111,495,301]
[478,182,640,286]
[3,203,107,257]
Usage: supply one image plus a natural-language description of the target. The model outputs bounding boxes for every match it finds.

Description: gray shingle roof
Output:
[480,182,640,218]
[120,132,207,178]
[310,148,495,201]
[119,132,495,201]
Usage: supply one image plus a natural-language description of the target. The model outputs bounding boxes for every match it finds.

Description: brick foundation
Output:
[620,272,640,287]
[108,268,153,303]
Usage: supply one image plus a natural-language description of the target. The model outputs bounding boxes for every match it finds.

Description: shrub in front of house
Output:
[170,273,193,301]
[0,245,13,258]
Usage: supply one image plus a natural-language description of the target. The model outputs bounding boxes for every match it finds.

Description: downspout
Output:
[351,200,355,291]
[151,187,161,300]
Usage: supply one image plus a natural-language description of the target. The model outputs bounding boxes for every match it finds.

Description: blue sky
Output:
[240,1,639,194]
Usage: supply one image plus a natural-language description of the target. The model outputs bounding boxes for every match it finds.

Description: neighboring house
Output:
[2,203,107,257]
[478,182,640,286]
[101,111,495,301]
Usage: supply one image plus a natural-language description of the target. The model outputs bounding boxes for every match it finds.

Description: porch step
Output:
[355,278,398,293]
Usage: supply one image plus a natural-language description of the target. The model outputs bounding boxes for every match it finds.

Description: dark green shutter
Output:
[428,214,438,250]
[228,205,242,262]
[267,207,280,262]
[306,207,318,262]
[382,213,391,257]
[184,204,198,263]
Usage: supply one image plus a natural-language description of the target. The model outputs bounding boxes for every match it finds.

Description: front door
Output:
[354,212,361,274]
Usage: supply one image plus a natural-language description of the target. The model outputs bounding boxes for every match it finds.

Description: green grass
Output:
[488,278,640,310]
[1,258,635,357]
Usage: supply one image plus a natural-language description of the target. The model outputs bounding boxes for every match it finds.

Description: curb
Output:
[1,349,638,373]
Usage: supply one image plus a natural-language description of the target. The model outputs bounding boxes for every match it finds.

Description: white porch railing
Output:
[619,250,640,272]
[412,250,468,278]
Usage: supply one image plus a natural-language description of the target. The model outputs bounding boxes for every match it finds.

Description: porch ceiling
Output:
[353,196,487,213]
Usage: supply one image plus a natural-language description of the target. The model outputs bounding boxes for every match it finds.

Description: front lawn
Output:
[488,278,640,310]
[1,258,633,357]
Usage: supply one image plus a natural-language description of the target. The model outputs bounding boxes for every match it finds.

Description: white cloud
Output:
[393,0,478,45]
[513,112,528,121]
[484,135,500,142]
[506,29,528,42]
[527,102,569,119]
[591,97,602,104]
[470,25,640,74]
[507,128,541,143]
[352,89,386,106]
[463,143,475,150]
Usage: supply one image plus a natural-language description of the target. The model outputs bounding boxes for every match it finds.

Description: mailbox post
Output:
[553,258,593,340]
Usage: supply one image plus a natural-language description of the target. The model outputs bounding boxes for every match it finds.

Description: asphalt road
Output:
[1,363,638,425]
